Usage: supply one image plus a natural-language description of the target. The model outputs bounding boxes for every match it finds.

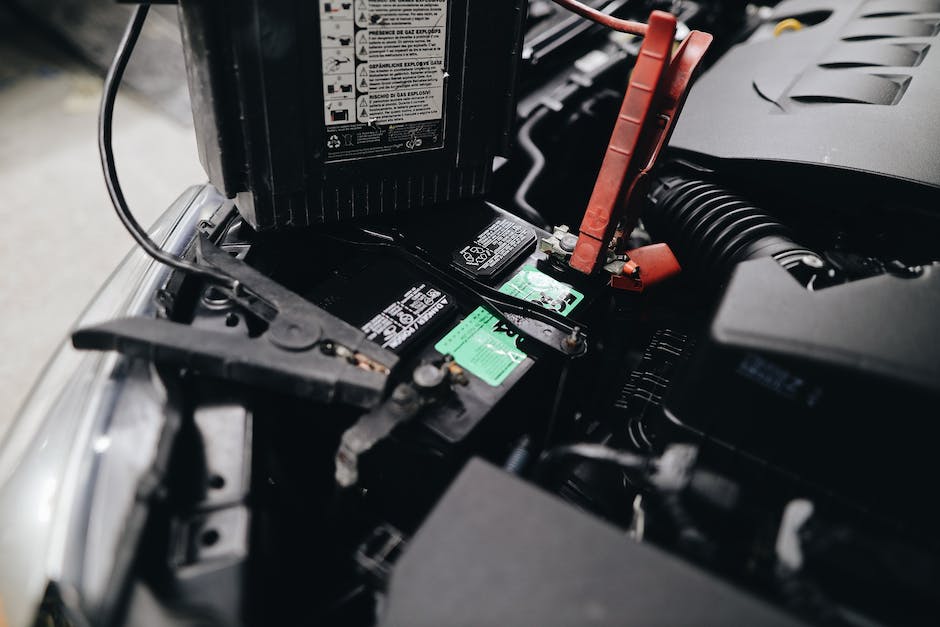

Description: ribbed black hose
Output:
[644,176,820,283]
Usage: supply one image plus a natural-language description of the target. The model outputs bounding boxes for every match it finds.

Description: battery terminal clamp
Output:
[72,236,398,409]
[565,11,713,291]
[335,356,468,487]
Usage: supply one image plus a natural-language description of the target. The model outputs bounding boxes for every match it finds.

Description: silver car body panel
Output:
[0,185,224,627]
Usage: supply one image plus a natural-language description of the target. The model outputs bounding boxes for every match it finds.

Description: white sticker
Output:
[320,0,448,158]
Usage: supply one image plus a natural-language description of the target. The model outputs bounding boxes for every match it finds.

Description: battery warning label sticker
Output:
[452,218,537,280]
[320,0,448,160]
[361,283,453,352]
[434,267,584,386]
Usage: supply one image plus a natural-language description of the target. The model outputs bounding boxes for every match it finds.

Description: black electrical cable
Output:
[98,4,237,289]
[513,107,552,230]
[319,229,588,339]
[541,361,571,450]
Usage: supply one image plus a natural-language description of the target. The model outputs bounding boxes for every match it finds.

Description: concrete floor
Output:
[0,9,205,433]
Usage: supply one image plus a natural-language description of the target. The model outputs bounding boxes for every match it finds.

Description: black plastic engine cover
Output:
[669,0,940,202]
[380,458,805,627]
[664,258,940,530]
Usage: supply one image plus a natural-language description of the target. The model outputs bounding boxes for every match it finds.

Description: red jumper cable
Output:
[567,10,713,291]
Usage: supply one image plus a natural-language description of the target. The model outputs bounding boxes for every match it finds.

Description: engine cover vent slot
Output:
[818,42,930,67]
[841,16,940,40]
[788,71,911,105]
[860,0,940,17]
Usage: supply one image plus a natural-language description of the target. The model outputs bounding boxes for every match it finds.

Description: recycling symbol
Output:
[461,245,492,266]
[327,134,341,149]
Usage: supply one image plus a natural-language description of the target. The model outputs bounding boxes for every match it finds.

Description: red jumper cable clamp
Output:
[567,11,713,291]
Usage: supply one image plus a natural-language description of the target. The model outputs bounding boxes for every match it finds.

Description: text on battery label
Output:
[320,0,447,128]
[361,284,450,350]
[455,219,534,274]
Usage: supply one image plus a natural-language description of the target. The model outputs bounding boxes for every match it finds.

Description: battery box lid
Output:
[178,0,527,229]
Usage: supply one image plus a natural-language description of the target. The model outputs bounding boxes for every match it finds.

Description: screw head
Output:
[561,327,584,354]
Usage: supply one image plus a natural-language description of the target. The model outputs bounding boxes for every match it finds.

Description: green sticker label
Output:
[497,265,584,315]
[434,306,526,386]
[434,266,583,386]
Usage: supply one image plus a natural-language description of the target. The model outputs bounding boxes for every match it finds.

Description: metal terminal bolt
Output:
[413,363,447,390]
[561,326,584,354]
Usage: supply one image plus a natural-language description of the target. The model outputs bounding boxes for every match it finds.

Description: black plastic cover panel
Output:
[380,459,805,627]
[707,259,940,394]
[669,0,940,194]
[664,259,940,527]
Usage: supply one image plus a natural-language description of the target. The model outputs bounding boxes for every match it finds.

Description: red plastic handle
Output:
[569,12,714,292]
[569,11,677,275]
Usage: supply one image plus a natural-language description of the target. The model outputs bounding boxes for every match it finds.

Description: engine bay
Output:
[48,1,940,625]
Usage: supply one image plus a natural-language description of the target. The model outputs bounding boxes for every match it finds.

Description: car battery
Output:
[315,203,602,497]
[177,0,528,230]
[304,200,596,446]
[221,198,598,499]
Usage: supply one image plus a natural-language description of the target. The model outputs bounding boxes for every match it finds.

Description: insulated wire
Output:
[98,4,237,289]
[513,106,552,229]
[541,361,571,450]
[549,0,649,36]
[320,230,586,338]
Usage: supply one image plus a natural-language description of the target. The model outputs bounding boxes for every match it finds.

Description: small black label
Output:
[452,218,536,280]
[361,283,454,352]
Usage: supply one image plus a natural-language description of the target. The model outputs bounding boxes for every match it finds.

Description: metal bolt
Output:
[413,363,447,390]
[562,326,584,354]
